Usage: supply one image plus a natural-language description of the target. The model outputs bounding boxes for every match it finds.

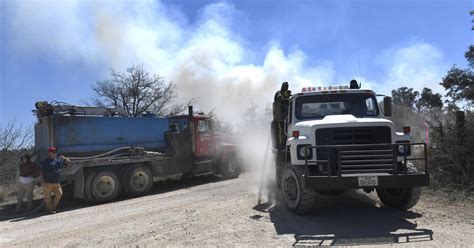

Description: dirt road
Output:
[0,173,473,247]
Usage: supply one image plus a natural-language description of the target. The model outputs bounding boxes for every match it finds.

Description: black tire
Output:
[280,165,316,215]
[84,170,96,202]
[376,166,421,209]
[84,169,121,204]
[121,166,133,196]
[122,165,153,197]
[376,187,421,209]
[221,154,241,179]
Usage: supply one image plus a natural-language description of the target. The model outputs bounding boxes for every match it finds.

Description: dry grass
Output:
[0,182,44,207]
[0,183,17,204]
[423,187,474,205]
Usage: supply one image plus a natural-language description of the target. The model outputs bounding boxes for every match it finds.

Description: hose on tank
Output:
[68,146,132,160]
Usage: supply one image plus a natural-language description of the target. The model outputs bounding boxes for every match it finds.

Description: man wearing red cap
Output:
[40,147,70,214]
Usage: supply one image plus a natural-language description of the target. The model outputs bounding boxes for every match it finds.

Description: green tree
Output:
[440,66,474,107]
[465,45,474,68]
[391,87,419,108]
[391,87,424,141]
[416,87,443,112]
[440,45,474,108]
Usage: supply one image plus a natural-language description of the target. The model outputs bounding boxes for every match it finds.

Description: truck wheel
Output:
[221,154,241,179]
[376,165,421,209]
[84,170,95,202]
[376,187,421,210]
[85,169,121,204]
[122,165,153,197]
[281,165,316,215]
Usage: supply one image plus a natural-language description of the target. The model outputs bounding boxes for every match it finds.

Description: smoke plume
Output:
[4,0,449,203]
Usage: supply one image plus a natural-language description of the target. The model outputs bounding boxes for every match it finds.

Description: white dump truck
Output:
[271,81,429,214]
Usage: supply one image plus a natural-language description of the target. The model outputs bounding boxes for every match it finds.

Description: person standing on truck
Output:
[274,82,291,102]
[273,82,292,149]
[350,79,360,89]
[15,154,41,213]
[41,147,70,214]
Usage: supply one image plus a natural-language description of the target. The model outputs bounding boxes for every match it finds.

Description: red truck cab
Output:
[169,112,241,178]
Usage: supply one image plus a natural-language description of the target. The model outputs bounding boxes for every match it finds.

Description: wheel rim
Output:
[130,169,150,192]
[282,170,299,209]
[94,175,116,198]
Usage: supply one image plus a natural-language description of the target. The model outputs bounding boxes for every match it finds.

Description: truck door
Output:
[195,119,213,157]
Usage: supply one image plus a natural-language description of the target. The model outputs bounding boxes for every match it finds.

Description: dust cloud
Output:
[5,0,334,202]
[236,127,277,205]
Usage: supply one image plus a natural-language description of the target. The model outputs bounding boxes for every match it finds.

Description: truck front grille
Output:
[315,126,393,174]
[316,126,391,145]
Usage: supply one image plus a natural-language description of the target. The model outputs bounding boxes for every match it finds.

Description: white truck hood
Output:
[294,115,394,129]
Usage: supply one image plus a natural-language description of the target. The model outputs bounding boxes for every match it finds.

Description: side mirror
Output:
[383,97,392,117]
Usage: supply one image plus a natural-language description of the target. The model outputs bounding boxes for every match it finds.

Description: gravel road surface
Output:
[0,173,473,247]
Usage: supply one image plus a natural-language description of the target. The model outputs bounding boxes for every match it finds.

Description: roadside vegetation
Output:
[0,121,33,203]
[389,45,474,193]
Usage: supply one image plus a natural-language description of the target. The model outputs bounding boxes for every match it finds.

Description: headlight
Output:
[398,145,405,154]
[297,145,313,159]
[396,141,411,156]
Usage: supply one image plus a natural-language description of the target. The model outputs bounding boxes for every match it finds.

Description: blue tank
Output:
[35,115,170,156]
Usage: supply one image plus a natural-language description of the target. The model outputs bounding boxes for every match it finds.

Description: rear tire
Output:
[84,170,95,202]
[221,154,241,179]
[85,169,121,204]
[280,165,316,215]
[122,165,153,197]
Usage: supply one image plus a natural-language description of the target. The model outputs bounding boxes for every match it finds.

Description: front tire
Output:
[377,165,421,209]
[221,154,241,179]
[280,165,316,215]
[376,187,421,209]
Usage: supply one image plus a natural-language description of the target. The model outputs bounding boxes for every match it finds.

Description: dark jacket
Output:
[41,157,65,183]
[19,162,41,178]
[274,90,291,102]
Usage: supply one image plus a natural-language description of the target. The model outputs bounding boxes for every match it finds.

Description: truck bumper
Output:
[304,173,430,190]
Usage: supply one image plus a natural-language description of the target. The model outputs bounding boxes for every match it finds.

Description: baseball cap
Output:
[48,147,57,153]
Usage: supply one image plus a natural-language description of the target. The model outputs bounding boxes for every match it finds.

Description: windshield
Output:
[295,93,379,119]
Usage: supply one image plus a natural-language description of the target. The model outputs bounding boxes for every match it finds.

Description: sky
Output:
[0,0,473,127]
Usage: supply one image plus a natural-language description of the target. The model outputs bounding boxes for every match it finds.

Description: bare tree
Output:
[161,99,195,116]
[92,65,180,117]
[239,102,272,132]
[0,120,33,151]
[0,120,33,172]
[207,109,233,134]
